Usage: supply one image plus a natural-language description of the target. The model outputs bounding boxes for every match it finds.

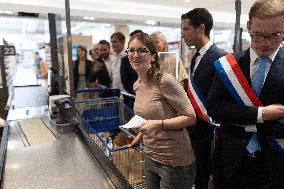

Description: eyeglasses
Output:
[250,32,284,43]
[125,48,150,56]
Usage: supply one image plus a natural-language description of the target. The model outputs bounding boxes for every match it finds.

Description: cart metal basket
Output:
[75,88,145,188]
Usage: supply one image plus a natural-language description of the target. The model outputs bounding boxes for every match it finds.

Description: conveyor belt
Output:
[2,118,115,189]
[18,117,56,146]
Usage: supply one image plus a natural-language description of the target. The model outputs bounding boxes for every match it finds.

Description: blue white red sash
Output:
[214,53,262,107]
[187,68,216,126]
[214,53,284,155]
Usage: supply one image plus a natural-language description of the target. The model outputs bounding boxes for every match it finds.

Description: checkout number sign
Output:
[0,46,16,89]
[3,46,16,56]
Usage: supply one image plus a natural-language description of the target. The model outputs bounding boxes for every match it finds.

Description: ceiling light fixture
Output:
[0,10,13,14]
[146,20,155,25]
[83,16,95,21]
[5,11,13,14]
[184,0,191,2]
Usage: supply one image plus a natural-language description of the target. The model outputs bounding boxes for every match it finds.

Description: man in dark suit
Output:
[208,0,284,188]
[120,55,137,95]
[120,30,143,110]
[181,8,226,189]
[120,30,143,95]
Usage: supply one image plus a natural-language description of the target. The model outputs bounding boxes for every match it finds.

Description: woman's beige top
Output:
[134,73,195,166]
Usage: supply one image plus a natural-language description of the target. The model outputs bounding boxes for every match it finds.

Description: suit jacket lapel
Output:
[260,48,284,99]
[237,49,251,84]
[193,44,215,78]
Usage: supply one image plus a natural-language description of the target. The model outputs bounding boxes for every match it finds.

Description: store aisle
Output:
[7,62,49,118]
[12,86,48,108]
[13,63,39,87]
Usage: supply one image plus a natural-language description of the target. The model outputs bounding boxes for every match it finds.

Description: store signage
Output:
[2,46,16,56]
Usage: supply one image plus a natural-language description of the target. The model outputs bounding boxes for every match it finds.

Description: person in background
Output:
[89,41,112,88]
[74,45,93,91]
[128,33,196,189]
[34,51,42,84]
[207,0,284,188]
[89,43,99,62]
[89,49,95,62]
[151,31,188,88]
[181,8,226,189]
[97,40,114,81]
[111,32,126,91]
[120,30,143,95]
[39,58,48,88]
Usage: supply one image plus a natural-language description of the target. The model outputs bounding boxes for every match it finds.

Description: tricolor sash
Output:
[187,67,216,126]
[214,53,262,107]
[214,53,284,155]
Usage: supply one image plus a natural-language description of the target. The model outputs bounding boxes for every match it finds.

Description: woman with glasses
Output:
[127,33,196,189]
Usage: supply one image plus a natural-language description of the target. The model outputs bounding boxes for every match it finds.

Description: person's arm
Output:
[40,60,47,79]
[207,73,258,125]
[261,104,284,121]
[178,59,188,88]
[160,74,196,128]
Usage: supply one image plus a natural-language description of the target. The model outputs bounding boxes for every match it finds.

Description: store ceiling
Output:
[0,0,256,28]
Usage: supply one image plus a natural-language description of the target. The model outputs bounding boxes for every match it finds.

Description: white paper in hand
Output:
[0,117,6,127]
[120,115,146,129]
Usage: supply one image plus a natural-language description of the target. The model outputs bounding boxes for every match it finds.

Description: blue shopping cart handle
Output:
[121,91,136,99]
[75,87,120,94]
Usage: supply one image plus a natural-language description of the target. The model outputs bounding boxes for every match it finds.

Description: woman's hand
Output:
[136,120,161,135]
[128,132,142,147]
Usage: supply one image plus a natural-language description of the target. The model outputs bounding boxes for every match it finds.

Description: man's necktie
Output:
[246,133,261,154]
[251,56,270,97]
[190,51,200,73]
[246,57,269,154]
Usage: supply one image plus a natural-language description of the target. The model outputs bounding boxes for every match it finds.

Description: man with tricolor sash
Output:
[208,0,284,188]
[181,8,226,189]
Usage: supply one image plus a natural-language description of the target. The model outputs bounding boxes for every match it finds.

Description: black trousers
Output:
[218,134,284,189]
[188,126,212,189]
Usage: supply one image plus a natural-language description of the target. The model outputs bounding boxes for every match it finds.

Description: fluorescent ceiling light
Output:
[5,11,13,14]
[0,10,13,14]
[83,16,95,20]
[146,20,155,25]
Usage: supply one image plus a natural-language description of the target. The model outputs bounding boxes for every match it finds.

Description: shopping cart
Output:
[75,88,145,188]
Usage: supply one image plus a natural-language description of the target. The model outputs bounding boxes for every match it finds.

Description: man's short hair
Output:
[111,32,125,44]
[98,40,110,48]
[249,0,284,20]
[181,8,213,37]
